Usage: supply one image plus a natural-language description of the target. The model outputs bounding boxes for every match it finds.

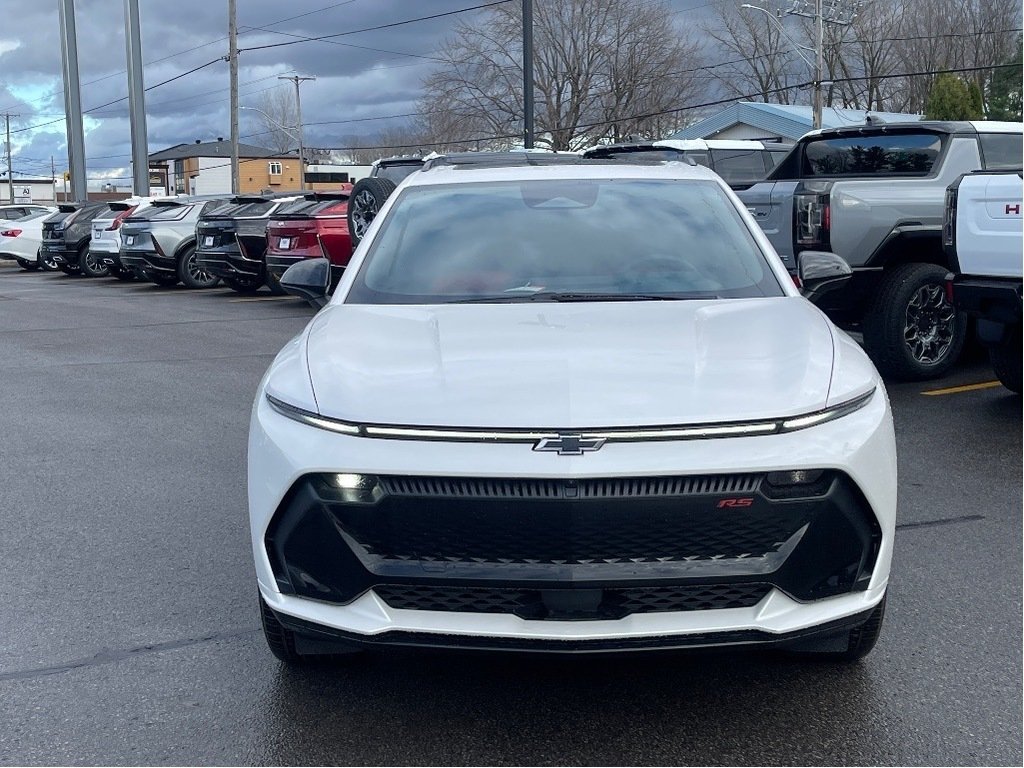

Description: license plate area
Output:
[278,237,291,250]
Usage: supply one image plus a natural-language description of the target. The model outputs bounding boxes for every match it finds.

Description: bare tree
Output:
[419,0,706,151]
[250,88,298,153]
[704,5,801,105]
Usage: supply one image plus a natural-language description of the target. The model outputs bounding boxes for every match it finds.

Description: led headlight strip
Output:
[266,388,876,444]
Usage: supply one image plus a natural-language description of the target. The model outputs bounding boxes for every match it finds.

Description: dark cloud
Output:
[0,0,715,186]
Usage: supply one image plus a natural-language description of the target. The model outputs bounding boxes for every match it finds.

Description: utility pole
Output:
[51,156,56,203]
[58,0,87,201]
[229,0,239,195]
[124,0,149,197]
[5,114,15,204]
[278,75,315,191]
[743,1,858,130]
[522,0,534,148]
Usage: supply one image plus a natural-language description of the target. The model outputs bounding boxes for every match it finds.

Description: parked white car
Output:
[90,197,158,280]
[249,155,897,665]
[0,209,56,270]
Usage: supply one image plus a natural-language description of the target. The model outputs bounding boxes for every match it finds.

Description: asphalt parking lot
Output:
[0,263,1020,766]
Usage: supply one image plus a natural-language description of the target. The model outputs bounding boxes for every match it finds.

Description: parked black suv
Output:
[194,193,301,294]
[40,202,110,276]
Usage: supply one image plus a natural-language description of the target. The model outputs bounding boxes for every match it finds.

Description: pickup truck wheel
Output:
[989,327,1022,393]
[16,257,38,271]
[177,246,220,289]
[79,248,110,278]
[347,177,397,247]
[863,263,966,381]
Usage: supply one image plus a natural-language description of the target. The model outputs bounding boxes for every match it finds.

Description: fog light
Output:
[766,469,824,486]
[315,473,383,504]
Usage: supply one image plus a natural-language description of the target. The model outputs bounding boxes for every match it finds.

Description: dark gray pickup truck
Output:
[738,120,1022,380]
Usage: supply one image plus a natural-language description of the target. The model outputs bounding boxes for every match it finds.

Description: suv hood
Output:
[303,298,836,428]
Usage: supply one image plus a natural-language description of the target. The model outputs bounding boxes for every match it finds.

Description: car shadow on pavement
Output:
[250,647,880,765]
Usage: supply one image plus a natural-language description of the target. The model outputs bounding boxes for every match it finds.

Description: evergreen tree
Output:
[988,38,1023,121]
[925,73,975,120]
[967,81,985,119]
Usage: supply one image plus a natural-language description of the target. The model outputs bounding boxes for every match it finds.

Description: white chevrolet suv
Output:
[249,154,897,663]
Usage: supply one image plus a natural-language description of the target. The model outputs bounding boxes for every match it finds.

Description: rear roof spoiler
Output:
[57,203,81,212]
[108,202,136,211]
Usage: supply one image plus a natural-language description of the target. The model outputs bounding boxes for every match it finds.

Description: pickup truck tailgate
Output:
[738,181,798,270]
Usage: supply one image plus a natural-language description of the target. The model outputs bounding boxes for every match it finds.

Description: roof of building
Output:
[149,140,281,162]
[670,102,923,141]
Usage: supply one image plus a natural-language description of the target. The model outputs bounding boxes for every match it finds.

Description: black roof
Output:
[149,140,280,162]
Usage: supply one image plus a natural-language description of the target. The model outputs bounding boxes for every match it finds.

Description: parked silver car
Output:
[119,196,231,288]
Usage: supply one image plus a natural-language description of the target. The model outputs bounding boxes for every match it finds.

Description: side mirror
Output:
[280,258,331,308]
[798,250,852,304]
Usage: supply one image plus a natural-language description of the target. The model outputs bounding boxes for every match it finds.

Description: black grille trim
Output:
[378,474,762,499]
[373,583,771,620]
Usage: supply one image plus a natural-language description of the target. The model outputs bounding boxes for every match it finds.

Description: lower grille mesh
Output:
[373,583,771,620]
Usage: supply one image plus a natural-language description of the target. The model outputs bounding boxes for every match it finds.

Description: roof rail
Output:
[421,151,587,171]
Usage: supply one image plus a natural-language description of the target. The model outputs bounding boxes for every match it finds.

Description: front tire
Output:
[862,263,966,381]
[259,595,303,664]
[177,245,220,289]
[347,176,397,247]
[989,326,1022,393]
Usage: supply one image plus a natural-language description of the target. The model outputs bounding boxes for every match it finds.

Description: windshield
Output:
[346,178,782,304]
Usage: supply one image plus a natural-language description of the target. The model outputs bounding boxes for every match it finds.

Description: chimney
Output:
[195,139,201,144]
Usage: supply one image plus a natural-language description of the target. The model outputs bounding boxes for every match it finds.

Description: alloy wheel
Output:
[904,283,956,365]
[350,189,378,239]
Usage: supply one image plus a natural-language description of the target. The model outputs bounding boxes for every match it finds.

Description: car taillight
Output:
[108,207,136,230]
[943,186,958,250]
[793,191,831,253]
[0,228,22,237]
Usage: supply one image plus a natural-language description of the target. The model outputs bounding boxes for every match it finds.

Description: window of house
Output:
[269,162,283,175]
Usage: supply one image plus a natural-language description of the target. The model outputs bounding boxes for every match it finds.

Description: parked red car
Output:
[264,190,352,292]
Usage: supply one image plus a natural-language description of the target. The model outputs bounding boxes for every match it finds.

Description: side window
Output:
[979,133,1023,170]
[685,151,711,169]
[268,162,283,175]
[709,149,769,183]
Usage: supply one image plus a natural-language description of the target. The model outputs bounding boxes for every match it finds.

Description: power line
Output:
[238,0,515,53]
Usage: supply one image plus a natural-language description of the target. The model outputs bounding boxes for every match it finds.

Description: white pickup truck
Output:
[945,169,1023,392]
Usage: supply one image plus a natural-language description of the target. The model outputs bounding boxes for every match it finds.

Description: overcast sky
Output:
[0,0,718,186]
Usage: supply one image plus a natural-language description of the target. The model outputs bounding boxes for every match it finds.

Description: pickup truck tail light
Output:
[942,185,958,250]
[0,228,22,237]
[793,191,831,253]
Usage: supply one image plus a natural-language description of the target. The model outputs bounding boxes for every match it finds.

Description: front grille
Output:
[266,471,881,604]
[379,474,761,499]
[373,582,770,620]
[334,473,802,566]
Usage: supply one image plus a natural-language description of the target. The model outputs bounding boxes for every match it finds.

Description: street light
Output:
[740,2,821,128]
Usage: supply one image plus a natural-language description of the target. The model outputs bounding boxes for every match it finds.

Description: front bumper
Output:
[249,385,897,652]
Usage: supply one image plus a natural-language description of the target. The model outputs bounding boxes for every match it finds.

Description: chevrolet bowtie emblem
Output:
[533,434,606,456]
